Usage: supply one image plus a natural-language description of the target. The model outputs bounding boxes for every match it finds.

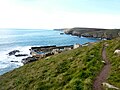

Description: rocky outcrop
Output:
[11,61,19,63]
[15,54,28,57]
[21,57,38,64]
[8,50,20,56]
[22,45,80,64]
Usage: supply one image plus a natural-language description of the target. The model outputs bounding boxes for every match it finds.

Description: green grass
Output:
[0,42,104,90]
[106,38,120,88]
[1,38,120,90]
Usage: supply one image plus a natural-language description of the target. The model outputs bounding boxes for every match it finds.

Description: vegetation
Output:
[0,37,120,90]
[0,42,103,90]
[106,37,120,88]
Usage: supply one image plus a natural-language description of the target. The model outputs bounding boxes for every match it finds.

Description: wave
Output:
[0,46,33,75]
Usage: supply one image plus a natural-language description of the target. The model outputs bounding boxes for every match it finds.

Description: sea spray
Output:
[0,46,32,75]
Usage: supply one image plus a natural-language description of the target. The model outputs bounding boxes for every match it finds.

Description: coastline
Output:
[0,29,100,75]
[54,27,120,40]
[0,30,120,89]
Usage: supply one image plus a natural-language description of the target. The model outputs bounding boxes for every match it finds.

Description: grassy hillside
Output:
[0,38,120,90]
[106,38,120,88]
[0,42,104,90]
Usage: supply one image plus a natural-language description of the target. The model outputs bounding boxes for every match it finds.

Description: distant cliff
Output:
[62,27,120,39]
[54,29,65,31]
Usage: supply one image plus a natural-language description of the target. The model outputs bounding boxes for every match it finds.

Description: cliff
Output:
[63,27,120,39]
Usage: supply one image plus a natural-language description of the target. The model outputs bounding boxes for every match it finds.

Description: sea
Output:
[0,29,100,75]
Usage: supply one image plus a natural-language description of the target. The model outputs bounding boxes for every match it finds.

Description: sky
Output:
[0,0,120,29]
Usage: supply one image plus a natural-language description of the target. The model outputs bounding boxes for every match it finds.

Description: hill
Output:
[0,38,120,90]
[0,42,103,90]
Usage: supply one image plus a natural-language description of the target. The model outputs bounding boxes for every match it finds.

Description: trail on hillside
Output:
[93,44,111,90]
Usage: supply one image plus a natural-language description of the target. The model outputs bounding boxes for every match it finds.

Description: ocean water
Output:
[0,29,100,75]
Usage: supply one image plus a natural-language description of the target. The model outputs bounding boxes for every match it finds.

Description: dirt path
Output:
[93,44,111,90]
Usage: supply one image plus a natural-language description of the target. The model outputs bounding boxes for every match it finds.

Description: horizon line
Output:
[0,27,119,30]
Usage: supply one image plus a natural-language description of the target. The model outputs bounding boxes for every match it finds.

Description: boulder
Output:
[8,50,20,56]
[114,50,120,54]
[11,61,19,63]
[60,33,64,35]
[102,82,119,89]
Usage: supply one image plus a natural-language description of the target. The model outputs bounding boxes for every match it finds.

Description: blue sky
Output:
[18,0,120,14]
[0,0,120,29]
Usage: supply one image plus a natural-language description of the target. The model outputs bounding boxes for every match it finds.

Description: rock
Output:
[102,82,119,90]
[45,57,50,60]
[82,33,93,37]
[73,44,81,49]
[11,61,19,63]
[90,55,94,58]
[60,33,64,35]
[15,54,28,57]
[21,57,38,64]
[114,50,120,54]
[101,60,106,64]
[8,50,20,56]
[68,57,73,60]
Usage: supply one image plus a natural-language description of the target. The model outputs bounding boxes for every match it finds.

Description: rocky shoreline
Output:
[8,44,81,64]
[22,44,81,64]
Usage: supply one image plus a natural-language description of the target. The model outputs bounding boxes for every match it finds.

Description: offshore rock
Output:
[15,54,28,57]
[10,61,19,63]
[8,50,20,56]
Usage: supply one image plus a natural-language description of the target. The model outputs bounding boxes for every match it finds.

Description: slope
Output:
[0,42,104,90]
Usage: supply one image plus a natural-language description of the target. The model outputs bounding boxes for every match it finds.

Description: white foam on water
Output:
[0,46,32,75]
[0,63,9,69]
